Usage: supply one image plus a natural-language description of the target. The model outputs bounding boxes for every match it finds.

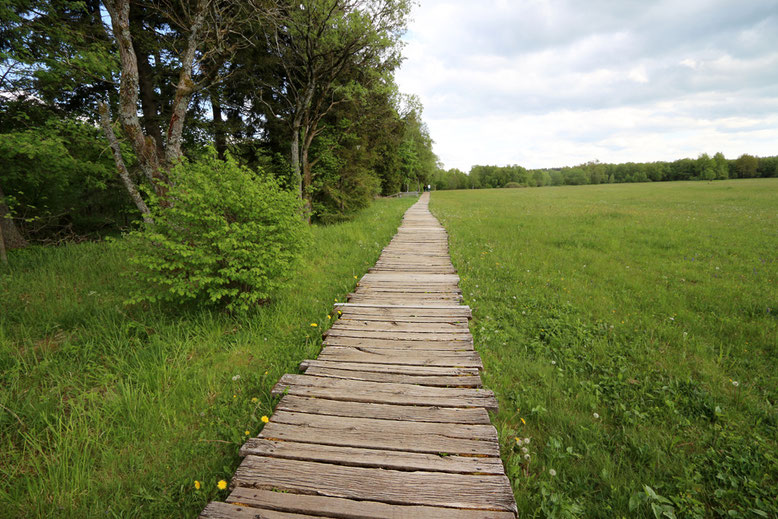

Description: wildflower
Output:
[251,397,258,403]
[310,323,318,327]
[231,374,240,381]
[521,418,526,425]
[523,438,530,445]
[327,315,331,319]
[593,412,600,419]
[515,437,523,446]
[245,430,250,436]
[521,446,529,454]
[264,371,268,375]
[354,275,358,279]
[524,454,531,461]
[732,381,739,387]
[551,360,556,365]
[549,469,557,476]
[194,480,201,490]
[335,298,338,302]
[338,310,342,315]
[233,394,237,399]
[217,480,227,490]
[261,416,270,423]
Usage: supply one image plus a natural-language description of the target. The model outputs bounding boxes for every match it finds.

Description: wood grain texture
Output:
[232,457,517,513]
[225,487,517,519]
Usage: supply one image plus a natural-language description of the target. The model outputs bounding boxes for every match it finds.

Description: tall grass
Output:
[0,196,414,517]
[431,179,777,518]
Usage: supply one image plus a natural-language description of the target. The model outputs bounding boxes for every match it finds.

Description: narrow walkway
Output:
[201,193,517,518]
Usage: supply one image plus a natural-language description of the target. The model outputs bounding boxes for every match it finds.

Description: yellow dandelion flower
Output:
[354,275,358,279]
[245,430,250,436]
[233,394,237,398]
[261,415,269,423]
[264,371,268,375]
[338,310,342,315]
[327,315,331,319]
[310,323,318,327]
[251,397,258,403]
[217,480,227,490]
[194,480,201,490]
[521,417,526,425]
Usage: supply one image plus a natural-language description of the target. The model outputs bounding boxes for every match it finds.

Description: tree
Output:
[0,181,28,253]
[735,154,759,178]
[257,0,411,215]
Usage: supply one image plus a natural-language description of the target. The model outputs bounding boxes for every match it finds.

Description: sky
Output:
[394,0,778,171]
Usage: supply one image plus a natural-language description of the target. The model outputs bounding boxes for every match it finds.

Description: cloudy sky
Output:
[394,0,778,171]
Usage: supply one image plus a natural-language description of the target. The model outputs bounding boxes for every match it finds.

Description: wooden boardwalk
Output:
[201,193,517,518]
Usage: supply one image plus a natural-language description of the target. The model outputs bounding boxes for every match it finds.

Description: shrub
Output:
[122,148,306,313]
[504,182,525,188]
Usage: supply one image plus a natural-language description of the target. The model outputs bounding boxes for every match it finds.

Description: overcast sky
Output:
[394,0,778,171]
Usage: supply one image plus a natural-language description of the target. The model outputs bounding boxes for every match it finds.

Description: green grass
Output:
[0,196,415,518]
[431,179,777,519]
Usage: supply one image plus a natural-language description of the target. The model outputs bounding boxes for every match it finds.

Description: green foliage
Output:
[431,180,778,517]
[0,196,414,517]
[121,149,306,312]
[0,117,133,239]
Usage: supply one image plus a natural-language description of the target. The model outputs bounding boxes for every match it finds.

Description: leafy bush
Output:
[504,181,525,188]
[122,148,306,312]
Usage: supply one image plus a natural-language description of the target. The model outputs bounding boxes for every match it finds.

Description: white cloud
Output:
[395,0,778,170]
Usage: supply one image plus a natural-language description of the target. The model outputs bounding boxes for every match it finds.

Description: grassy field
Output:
[0,196,415,518]
[431,179,777,519]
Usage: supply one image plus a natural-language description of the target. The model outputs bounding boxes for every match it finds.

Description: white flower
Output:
[523,437,530,445]
[524,454,531,461]
[732,381,739,387]
[231,375,241,381]
[549,469,557,476]
[593,412,600,419]
[521,447,529,454]
[551,360,556,365]
[683,332,688,338]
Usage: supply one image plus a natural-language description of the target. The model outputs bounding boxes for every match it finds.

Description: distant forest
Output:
[432,153,778,190]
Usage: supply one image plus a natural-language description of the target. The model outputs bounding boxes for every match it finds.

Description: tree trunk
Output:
[301,141,313,222]
[99,102,153,224]
[0,221,7,265]
[130,7,165,156]
[211,93,227,159]
[290,125,302,200]
[0,182,28,250]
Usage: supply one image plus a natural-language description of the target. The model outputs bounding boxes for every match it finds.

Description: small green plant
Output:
[122,148,307,313]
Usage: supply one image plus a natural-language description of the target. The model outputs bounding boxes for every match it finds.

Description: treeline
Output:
[432,153,778,190]
[0,0,436,246]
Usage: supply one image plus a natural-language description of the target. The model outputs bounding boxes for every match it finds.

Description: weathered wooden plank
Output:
[330,321,469,333]
[239,439,507,474]
[275,395,491,424]
[336,314,469,323]
[303,366,482,387]
[299,359,480,376]
[317,346,484,369]
[271,375,498,410]
[322,336,474,351]
[334,302,470,312]
[232,457,517,513]
[259,422,499,456]
[361,273,460,283]
[324,329,471,341]
[226,488,516,519]
[200,501,314,519]
[269,410,497,441]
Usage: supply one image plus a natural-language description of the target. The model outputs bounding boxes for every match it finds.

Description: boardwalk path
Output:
[201,193,517,518]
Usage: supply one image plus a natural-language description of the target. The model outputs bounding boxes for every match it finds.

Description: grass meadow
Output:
[431,179,777,518]
[0,196,415,518]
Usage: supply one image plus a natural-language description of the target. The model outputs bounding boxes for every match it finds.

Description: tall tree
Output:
[257,0,410,216]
